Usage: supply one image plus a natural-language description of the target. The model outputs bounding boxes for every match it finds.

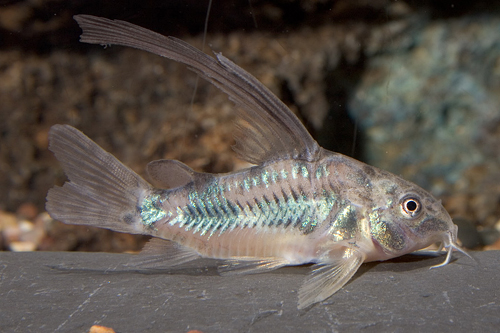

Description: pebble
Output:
[16,202,38,220]
[9,241,36,252]
[0,209,45,251]
[88,325,116,333]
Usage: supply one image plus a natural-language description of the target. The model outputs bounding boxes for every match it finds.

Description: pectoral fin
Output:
[298,248,365,309]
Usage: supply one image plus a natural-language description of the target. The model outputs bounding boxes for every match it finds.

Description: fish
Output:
[46,14,470,309]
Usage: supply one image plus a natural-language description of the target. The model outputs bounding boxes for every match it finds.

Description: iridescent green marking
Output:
[261,170,270,187]
[315,163,330,179]
[168,177,337,238]
[301,165,309,178]
[242,178,251,191]
[315,166,323,179]
[290,163,310,180]
[370,218,405,252]
[292,164,299,179]
[327,204,358,242]
[271,170,279,183]
[140,192,167,228]
[281,169,288,179]
[252,175,261,187]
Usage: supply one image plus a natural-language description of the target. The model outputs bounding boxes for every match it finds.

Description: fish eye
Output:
[401,197,422,218]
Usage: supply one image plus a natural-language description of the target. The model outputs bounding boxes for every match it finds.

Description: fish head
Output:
[366,175,464,263]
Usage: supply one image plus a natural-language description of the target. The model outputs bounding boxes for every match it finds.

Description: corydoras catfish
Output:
[47,14,469,309]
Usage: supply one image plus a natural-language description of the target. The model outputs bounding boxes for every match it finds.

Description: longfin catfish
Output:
[46,15,469,309]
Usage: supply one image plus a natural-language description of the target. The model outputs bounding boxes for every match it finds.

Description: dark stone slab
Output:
[0,251,498,332]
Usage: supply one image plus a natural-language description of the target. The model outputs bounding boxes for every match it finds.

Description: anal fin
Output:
[218,257,289,275]
[298,248,365,309]
[126,237,200,269]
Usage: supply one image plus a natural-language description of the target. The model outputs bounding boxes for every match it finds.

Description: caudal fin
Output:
[46,125,152,234]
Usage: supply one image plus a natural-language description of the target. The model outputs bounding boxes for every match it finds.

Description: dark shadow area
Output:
[44,250,470,281]
[2,0,500,54]
[0,0,393,53]
[419,0,500,18]
[46,258,222,276]
[344,253,441,285]
[318,56,366,160]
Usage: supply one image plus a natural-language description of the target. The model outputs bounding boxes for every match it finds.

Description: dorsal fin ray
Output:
[74,14,321,165]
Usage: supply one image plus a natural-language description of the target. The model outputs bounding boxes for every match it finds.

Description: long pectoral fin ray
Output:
[298,248,365,309]
[218,257,289,275]
[74,14,321,165]
[126,237,200,269]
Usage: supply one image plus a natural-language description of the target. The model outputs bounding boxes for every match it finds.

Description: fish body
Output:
[47,15,468,309]
[139,154,450,264]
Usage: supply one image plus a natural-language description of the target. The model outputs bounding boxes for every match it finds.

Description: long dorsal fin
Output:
[74,15,322,165]
[146,159,206,189]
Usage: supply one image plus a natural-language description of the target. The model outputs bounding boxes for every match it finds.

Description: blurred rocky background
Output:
[0,0,499,252]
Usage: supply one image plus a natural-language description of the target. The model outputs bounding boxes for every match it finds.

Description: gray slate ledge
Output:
[0,251,498,332]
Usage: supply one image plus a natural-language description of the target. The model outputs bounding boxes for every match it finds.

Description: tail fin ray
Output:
[46,125,152,234]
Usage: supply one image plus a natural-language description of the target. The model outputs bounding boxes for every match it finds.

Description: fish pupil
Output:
[406,200,417,211]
